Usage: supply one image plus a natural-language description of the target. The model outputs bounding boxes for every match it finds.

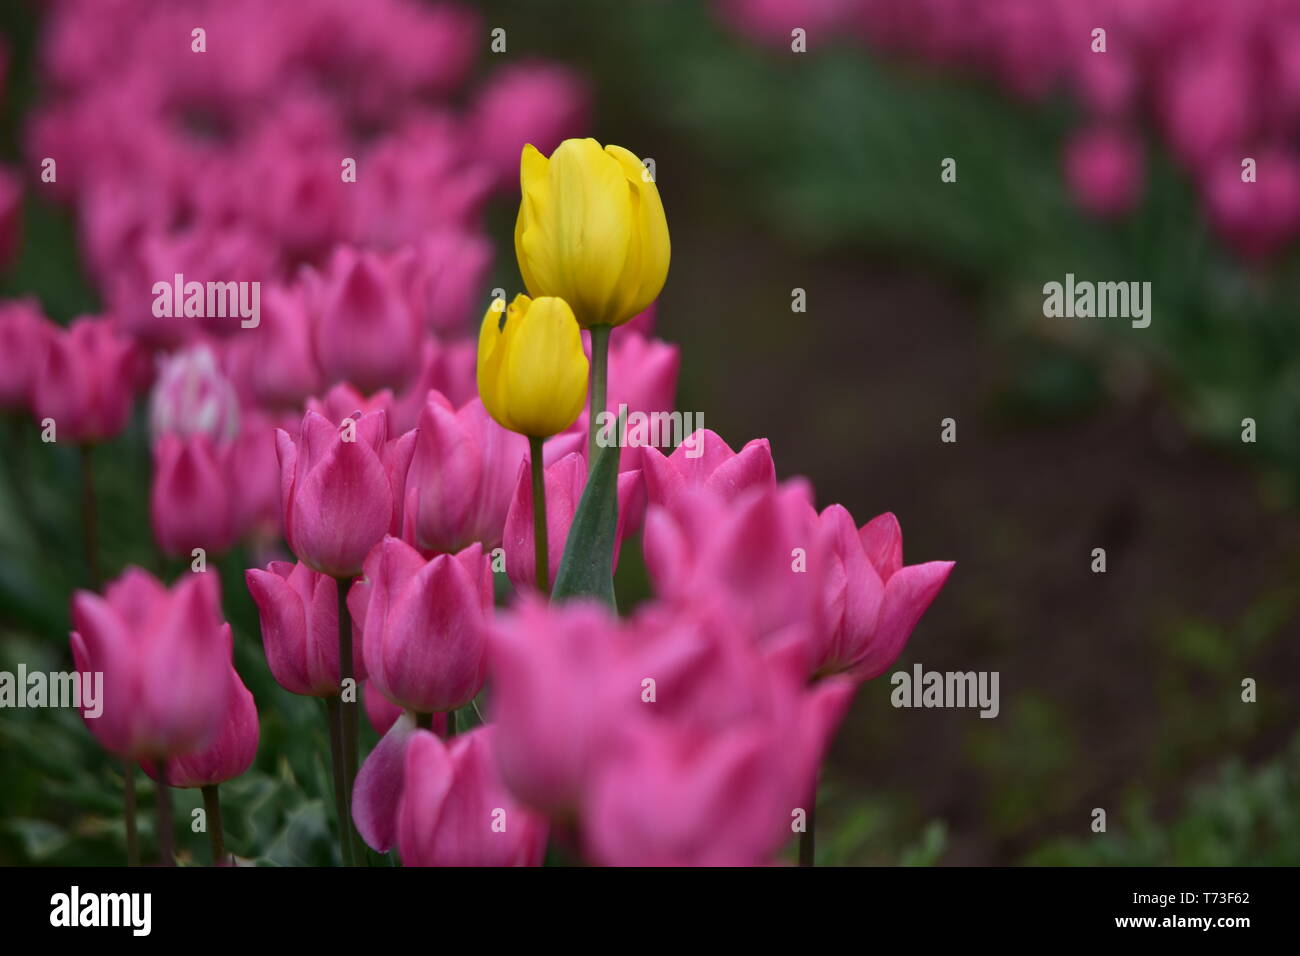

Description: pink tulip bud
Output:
[306,382,395,436]
[1064,125,1143,219]
[0,298,56,412]
[469,62,590,191]
[360,536,492,714]
[32,317,137,443]
[150,433,235,558]
[142,661,258,789]
[245,560,367,697]
[397,727,548,867]
[226,284,324,410]
[390,339,478,433]
[148,344,240,443]
[276,407,409,577]
[70,568,233,760]
[501,451,642,593]
[403,392,527,553]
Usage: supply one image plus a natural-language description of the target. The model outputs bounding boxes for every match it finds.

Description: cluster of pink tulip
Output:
[718,0,1300,256]
[0,0,955,867]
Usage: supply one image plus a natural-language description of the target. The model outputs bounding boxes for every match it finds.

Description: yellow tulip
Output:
[477,294,589,438]
[514,138,670,329]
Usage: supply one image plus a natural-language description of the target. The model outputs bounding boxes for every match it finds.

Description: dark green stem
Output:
[587,324,611,474]
[528,436,549,593]
[202,784,226,865]
[445,708,457,739]
[336,576,362,864]
[79,444,100,590]
[416,711,434,732]
[799,786,817,867]
[326,697,354,867]
[156,762,174,866]
[123,760,139,867]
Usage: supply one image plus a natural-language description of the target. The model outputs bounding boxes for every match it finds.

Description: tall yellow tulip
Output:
[515,138,670,330]
[515,138,669,472]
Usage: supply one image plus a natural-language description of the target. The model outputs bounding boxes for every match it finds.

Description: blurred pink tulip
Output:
[403,392,527,554]
[305,246,423,393]
[227,283,324,410]
[32,317,136,443]
[245,560,367,697]
[470,62,590,191]
[0,299,55,411]
[410,231,493,336]
[1064,125,1143,219]
[276,407,413,577]
[397,727,548,867]
[359,536,492,714]
[0,165,20,269]
[390,339,478,432]
[142,660,258,789]
[640,428,776,514]
[150,434,234,557]
[70,568,232,760]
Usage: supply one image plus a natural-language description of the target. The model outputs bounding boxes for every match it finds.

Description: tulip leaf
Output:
[551,431,620,609]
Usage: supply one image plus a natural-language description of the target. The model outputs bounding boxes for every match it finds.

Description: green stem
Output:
[587,324,611,474]
[79,444,101,590]
[156,762,174,866]
[326,697,354,867]
[336,576,362,864]
[528,435,549,593]
[123,760,139,867]
[799,786,817,867]
[201,784,226,865]
[415,712,434,732]
[445,708,457,739]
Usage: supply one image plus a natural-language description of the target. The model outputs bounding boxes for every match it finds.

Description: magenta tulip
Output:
[0,298,55,411]
[150,434,234,557]
[32,316,136,443]
[142,661,258,789]
[359,536,492,714]
[397,727,548,867]
[640,428,775,514]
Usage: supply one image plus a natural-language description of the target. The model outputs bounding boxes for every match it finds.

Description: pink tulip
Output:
[0,299,55,411]
[245,560,367,697]
[32,317,136,443]
[276,407,413,577]
[469,62,590,191]
[142,660,258,789]
[390,339,478,432]
[501,451,643,593]
[148,344,240,443]
[226,283,323,410]
[305,246,424,393]
[410,231,493,335]
[353,694,447,851]
[486,599,644,817]
[359,536,492,714]
[640,428,775,514]
[397,727,548,867]
[363,681,405,736]
[403,392,527,554]
[643,480,826,660]
[812,507,953,680]
[1064,125,1143,219]
[306,382,395,437]
[150,433,234,557]
[70,568,233,760]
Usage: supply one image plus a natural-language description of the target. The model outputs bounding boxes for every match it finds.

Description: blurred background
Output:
[2,0,1299,865]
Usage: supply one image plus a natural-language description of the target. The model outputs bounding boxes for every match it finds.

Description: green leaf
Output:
[550,428,620,608]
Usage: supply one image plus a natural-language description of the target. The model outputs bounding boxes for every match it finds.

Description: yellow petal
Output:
[501,296,589,437]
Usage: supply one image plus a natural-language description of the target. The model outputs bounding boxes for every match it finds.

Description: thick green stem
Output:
[336,576,362,864]
[528,436,549,594]
[326,697,354,867]
[587,324,611,474]
[156,762,174,866]
[202,784,226,865]
[79,444,101,590]
[445,708,457,739]
[123,760,139,867]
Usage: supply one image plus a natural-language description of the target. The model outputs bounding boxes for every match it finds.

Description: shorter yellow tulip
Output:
[477,294,589,438]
